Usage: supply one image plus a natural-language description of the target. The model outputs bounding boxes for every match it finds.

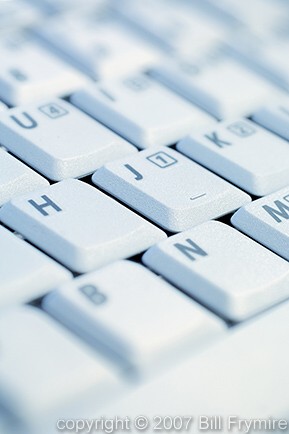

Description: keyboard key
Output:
[112,0,226,56]
[0,225,71,307]
[143,221,289,321]
[92,147,250,232]
[0,34,87,106]
[151,46,277,119]
[0,98,136,181]
[0,149,49,205]
[0,179,166,273]
[231,186,289,262]
[71,73,215,149]
[43,260,225,373]
[0,306,121,426]
[37,16,161,80]
[253,100,289,140]
[104,298,289,422]
[177,118,289,196]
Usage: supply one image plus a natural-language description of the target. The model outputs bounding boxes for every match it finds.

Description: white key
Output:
[0,306,121,428]
[151,47,277,119]
[92,147,250,232]
[143,221,289,321]
[177,118,289,196]
[0,225,71,307]
[112,0,226,56]
[0,98,136,181]
[231,186,289,262]
[0,34,87,106]
[253,100,289,141]
[102,299,289,428]
[0,179,166,273]
[43,260,225,373]
[0,149,48,205]
[71,73,215,149]
[0,0,41,33]
[37,17,161,80]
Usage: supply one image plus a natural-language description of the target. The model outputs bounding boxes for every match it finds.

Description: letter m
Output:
[263,200,289,223]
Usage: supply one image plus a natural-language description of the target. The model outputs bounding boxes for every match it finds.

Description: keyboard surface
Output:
[1,1,289,433]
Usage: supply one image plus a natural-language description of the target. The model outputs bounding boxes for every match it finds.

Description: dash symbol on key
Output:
[190,193,207,201]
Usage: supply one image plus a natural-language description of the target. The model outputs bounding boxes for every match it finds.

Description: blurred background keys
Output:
[0,33,87,106]
[71,73,215,149]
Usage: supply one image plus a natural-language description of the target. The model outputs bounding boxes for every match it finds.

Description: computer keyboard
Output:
[1,1,289,434]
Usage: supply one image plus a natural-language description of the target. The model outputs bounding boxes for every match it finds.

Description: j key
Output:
[37,17,161,80]
[0,148,48,205]
[253,100,289,141]
[0,306,121,430]
[70,73,215,149]
[43,260,225,373]
[231,186,289,262]
[0,98,136,181]
[177,118,289,196]
[0,179,166,273]
[0,33,87,106]
[112,0,226,56]
[0,225,71,307]
[143,221,289,322]
[92,147,250,232]
[151,47,278,119]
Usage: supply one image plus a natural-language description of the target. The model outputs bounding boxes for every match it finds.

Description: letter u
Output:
[10,112,38,129]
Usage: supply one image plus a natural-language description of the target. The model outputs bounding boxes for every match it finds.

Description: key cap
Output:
[102,298,289,427]
[0,98,136,181]
[231,186,289,262]
[112,0,227,57]
[71,73,215,149]
[0,225,71,307]
[37,16,161,80]
[177,118,289,196]
[0,179,166,273]
[151,46,278,119]
[92,147,250,232]
[43,260,225,373]
[143,221,289,321]
[0,33,87,106]
[0,306,121,430]
[0,149,48,205]
[253,100,289,141]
